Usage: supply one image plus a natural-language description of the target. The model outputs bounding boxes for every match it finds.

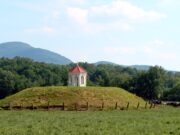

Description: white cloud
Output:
[18,0,167,34]
[66,0,166,33]
[91,0,166,21]
[67,7,88,24]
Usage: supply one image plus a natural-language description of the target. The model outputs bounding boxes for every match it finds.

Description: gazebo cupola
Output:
[68,65,87,87]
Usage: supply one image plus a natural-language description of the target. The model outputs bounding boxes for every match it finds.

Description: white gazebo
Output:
[68,65,87,87]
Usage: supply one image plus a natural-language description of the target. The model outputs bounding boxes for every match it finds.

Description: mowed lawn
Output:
[0,107,180,135]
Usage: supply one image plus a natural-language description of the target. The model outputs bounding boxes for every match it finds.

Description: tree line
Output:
[0,57,179,101]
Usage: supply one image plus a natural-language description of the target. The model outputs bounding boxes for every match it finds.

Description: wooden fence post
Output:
[102,102,104,110]
[9,102,12,110]
[137,102,140,109]
[62,102,65,110]
[145,102,147,109]
[32,103,34,110]
[47,102,50,110]
[150,103,153,109]
[75,103,77,111]
[115,102,118,110]
[86,102,89,110]
[126,102,129,110]
[21,102,24,110]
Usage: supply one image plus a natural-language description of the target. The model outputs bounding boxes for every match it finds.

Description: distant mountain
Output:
[0,42,72,64]
[94,61,151,71]
[94,61,119,66]
[130,65,151,71]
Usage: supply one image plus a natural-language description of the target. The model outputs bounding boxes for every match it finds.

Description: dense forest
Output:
[0,57,179,101]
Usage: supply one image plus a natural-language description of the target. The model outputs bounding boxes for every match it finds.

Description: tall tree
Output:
[131,66,166,100]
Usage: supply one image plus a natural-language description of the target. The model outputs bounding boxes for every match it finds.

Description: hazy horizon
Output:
[0,0,180,71]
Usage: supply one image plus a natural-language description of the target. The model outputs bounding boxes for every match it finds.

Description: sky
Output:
[0,0,180,71]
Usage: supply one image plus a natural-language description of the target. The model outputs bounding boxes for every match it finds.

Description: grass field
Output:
[0,107,179,135]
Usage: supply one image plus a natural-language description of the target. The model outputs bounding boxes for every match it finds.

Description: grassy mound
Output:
[0,86,146,109]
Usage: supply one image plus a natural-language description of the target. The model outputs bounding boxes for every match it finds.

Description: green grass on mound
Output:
[0,86,146,110]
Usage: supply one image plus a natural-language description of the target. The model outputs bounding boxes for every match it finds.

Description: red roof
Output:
[69,65,86,73]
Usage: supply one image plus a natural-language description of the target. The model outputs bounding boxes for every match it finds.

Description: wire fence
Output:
[0,102,156,111]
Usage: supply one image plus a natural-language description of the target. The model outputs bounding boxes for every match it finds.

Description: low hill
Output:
[0,42,72,64]
[94,61,119,66]
[0,86,146,110]
[94,61,151,71]
[130,65,151,71]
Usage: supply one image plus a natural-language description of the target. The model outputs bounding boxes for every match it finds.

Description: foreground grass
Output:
[0,107,179,135]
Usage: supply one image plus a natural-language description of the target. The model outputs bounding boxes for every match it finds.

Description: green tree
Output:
[131,66,166,100]
[163,81,180,101]
[0,69,16,98]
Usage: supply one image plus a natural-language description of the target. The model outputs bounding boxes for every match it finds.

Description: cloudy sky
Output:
[0,0,180,70]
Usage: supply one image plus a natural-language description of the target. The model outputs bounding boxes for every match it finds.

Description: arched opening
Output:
[76,77,79,86]
[71,77,73,85]
[69,77,72,85]
[81,76,84,84]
